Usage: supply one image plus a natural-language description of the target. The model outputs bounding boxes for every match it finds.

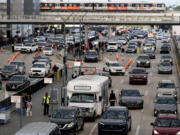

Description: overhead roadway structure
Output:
[0,12,180,25]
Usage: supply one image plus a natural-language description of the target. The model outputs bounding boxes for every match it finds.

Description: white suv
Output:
[21,43,38,53]
[107,42,118,52]
[29,62,50,78]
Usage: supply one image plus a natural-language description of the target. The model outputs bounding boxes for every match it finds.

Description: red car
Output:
[129,68,148,84]
[151,114,180,135]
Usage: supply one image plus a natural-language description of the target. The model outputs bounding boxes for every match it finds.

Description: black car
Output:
[160,45,171,54]
[154,96,177,117]
[84,50,98,62]
[50,107,84,135]
[98,106,131,135]
[119,89,144,109]
[6,75,30,91]
[136,55,151,68]
[145,50,156,59]
[0,65,19,80]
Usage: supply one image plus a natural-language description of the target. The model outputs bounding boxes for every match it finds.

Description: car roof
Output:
[158,114,178,119]
[108,106,128,111]
[159,80,174,83]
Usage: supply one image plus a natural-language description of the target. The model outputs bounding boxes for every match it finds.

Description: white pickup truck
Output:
[29,62,50,78]
[21,43,38,53]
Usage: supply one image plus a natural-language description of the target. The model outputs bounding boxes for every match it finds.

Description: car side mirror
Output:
[99,96,102,102]
[150,122,155,126]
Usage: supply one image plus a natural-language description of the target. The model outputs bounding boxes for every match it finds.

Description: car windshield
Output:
[44,47,51,51]
[32,64,45,68]
[128,46,136,48]
[10,62,24,66]
[109,63,121,67]
[159,82,175,88]
[102,110,126,120]
[24,43,32,46]
[10,76,24,81]
[52,110,74,119]
[132,69,146,74]
[160,62,171,66]
[122,90,140,96]
[86,51,97,55]
[70,94,95,103]
[15,44,23,46]
[129,43,137,46]
[138,56,149,60]
[162,56,172,59]
[156,98,176,104]
[109,43,116,45]
[3,66,16,71]
[156,118,180,127]
[37,43,47,46]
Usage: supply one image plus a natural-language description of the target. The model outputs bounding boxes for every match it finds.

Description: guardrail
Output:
[0,73,54,108]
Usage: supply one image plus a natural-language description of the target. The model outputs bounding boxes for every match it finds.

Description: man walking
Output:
[42,92,50,115]
[109,90,117,106]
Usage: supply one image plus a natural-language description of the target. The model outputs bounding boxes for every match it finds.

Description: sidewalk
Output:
[0,73,72,135]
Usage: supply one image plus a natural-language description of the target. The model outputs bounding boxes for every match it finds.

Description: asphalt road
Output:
[77,38,179,135]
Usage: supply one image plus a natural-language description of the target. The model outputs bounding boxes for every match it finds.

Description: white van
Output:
[67,75,109,120]
[15,122,59,135]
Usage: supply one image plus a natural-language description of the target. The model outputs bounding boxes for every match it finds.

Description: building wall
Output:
[24,0,40,15]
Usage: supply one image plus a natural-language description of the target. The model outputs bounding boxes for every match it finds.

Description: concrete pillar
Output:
[108,25,112,39]
[85,25,88,48]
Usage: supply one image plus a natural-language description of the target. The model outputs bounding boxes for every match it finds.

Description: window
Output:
[157,4,162,7]
[98,4,103,7]
[132,4,137,7]
[60,4,64,6]
[124,4,128,7]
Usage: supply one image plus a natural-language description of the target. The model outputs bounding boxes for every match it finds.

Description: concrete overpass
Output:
[0,11,180,25]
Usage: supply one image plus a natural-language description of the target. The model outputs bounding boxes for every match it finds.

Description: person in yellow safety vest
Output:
[42,92,50,115]
[11,42,15,52]
[150,45,152,50]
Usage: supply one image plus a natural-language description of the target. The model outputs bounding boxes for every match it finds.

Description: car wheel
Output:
[92,113,96,122]
[145,81,148,85]
[129,80,132,84]
[73,127,78,135]
[98,131,102,135]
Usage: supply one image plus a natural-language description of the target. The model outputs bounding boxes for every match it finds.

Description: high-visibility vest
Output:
[11,44,14,47]
[43,96,50,105]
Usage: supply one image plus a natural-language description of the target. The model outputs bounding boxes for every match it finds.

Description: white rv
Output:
[67,75,109,120]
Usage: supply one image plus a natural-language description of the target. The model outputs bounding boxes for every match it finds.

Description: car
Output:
[36,42,48,50]
[10,61,26,75]
[84,50,98,62]
[161,55,173,65]
[136,55,151,68]
[128,41,141,47]
[118,37,127,45]
[43,47,53,56]
[145,49,156,59]
[21,42,38,53]
[29,62,50,78]
[103,61,125,75]
[32,56,52,66]
[98,106,131,135]
[101,29,108,36]
[50,107,84,135]
[158,62,172,74]
[136,31,145,38]
[161,36,170,43]
[14,43,24,51]
[106,42,118,52]
[126,45,137,53]
[6,75,30,91]
[0,65,19,80]
[119,89,144,109]
[129,68,148,84]
[154,96,177,117]
[160,44,171,54]
[150,114,180,135]
[156,80,178,100]
[156,33,163,40]
[143,38,156,46]
[143,42,155,53]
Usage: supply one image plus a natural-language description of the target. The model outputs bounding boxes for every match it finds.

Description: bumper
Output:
[154,110,176,116]
[29,72,45,78]
[120,102,143,109]
[158,70,172,74]
[21,49,31,53]
[137,63,150,67]
[84,58,98,62]
[98,127,127,135]
[6,85,22,91]
[60,128,76,135]
[107,49,118,52]
[130,78,147,84]
[43,52,53,56]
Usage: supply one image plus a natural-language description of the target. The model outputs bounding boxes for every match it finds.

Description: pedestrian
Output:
[52,64,59,73]
[22,93,27,115]
[11,42,15,52]
[72,70,78,79]
[26,96,32,117]
[109,90,117,106]
[42,92,50,115]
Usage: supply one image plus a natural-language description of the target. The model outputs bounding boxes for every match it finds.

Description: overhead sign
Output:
[74,61,81,67]
[11,96,21,103]
[44,78,53,84]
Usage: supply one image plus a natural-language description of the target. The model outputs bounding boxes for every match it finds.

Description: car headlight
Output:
[176,131,180,135]
[67,122,74,128]
[99,122,104,125]
[143,75,146,78]
[137,61,140,63]
[154,130,159,134]
[146,61,150,63]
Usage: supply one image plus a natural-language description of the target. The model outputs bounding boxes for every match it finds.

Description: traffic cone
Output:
[85,68,88,72]
[92,70,96,75]
[110,52,112,56]
[66,63,70,67]
[116,53,119,61]
[81,60,84,65]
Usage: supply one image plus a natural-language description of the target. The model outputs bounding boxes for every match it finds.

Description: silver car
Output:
[158,62,172,74]
[156,80,178,100]
[10,61,26,75]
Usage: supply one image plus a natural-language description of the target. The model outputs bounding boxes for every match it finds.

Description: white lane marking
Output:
[120,79,124,84]
[135,125,140,135]
[141,109,144,113]
[89,123,98,135]
[145,91,148,96]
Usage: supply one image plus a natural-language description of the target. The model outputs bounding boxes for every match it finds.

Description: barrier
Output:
[124,58,133,71]
[8,52,20,64]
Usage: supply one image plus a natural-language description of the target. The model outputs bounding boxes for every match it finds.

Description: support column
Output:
[108,25,112,39]
[85,25,88,48]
